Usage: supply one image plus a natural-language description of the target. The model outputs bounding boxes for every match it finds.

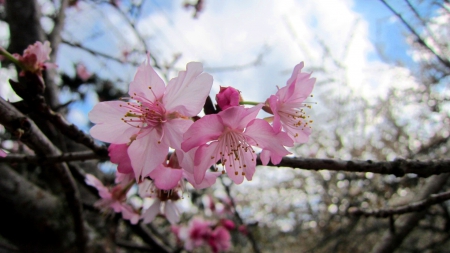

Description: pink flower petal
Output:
[267,95,282,133]
[193,142,219,184]
[0,149,6,157]
[142,200,161,223]
[128,129,169,179]
[164,201,180,224]
[89,101,139,143]
[184,170,221,189]
[149,164,183,190]
[163,118,193,151]
[163,62,213,116]
[108,144,133,174]
[129,56,165,101]
[182,114,224,152]
[218,104,262,130]
[246,119,292,156]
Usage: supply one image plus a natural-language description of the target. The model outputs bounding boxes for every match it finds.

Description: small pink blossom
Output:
[182,105,292,184]
[182,218,212,251]
[209,226,231,253]
[85,174,133,216]
[265,62,315,143]
[89,56,213,180]
[139,179,181,224]
[14,41,57,76]
[220,219,235,230]
[76,63,91,81]
[0,149,6,157]
[216,86,241,110]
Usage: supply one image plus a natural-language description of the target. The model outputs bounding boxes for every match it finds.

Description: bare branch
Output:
[0,151,108,164]
[0,97,87,251]
[370,174,450,253]
[267,156,450,178]
[349,189,450,217]
[3,151,450,178]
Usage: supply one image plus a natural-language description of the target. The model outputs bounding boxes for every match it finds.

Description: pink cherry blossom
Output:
[85,174,135,219]
[216,86,241,110]
[182,218,212,251]
[265,62,315,144]
[0,149,6,157]
[89,56,213,180]
[139,179,181,224]
[209,226,231,253]
[13,41,57,76]
[182,105,292,184]
[220,219,235,230]
[150,151,221,190]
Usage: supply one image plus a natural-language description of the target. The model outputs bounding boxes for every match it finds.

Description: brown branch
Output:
[0,151,108,164]
[9,79,108,156]
[0,97,87,252]
[349,189,450,217]
[266,156,450,178]
[3,152,450,178]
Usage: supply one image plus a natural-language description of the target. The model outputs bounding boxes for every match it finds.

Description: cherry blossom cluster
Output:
[172,217,233,253]
[171,195,245,253]
[86,54,315,223]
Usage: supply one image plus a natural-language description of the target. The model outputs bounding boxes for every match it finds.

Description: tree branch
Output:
[370,174,450,253]
[0,97,87,252]
[349,188,450,217]
[265,156,450,178]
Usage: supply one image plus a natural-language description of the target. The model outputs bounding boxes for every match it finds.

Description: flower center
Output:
[278,104,313,138]
[217,129,256,176]
[119,93,166,129]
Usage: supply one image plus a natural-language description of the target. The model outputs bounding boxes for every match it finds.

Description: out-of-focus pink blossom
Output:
[13,41,57,76]
[182,218,212,251]
[0,149,6,157]
[220,219,235,230]
[209,226,231,253]
[85,174,134,220]
[89,56,213,180]
[182,105,292,184]
[216,86,241,110]
[76,63,91,81]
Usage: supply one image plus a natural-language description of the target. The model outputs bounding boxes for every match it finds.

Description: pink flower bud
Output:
[220,219,235,230]
[215,86,241,110]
